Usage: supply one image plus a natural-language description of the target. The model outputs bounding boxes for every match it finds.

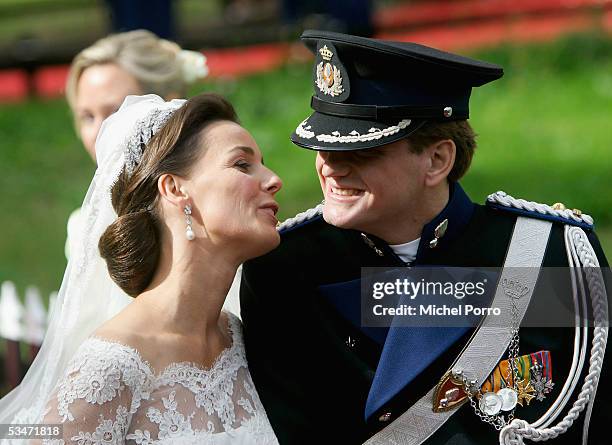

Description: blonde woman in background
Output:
[66,29,208,161]
[65,29,208,259]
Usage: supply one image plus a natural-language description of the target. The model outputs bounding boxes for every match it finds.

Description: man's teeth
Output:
[331,187,361,196]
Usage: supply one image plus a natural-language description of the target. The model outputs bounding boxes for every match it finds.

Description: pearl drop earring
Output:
[184,204,195,241]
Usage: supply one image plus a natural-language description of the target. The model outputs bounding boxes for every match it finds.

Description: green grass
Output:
[0,33,611,298]
[0,100,92,298]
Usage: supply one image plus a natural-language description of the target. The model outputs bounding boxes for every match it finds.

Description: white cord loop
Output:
[487,191,594,226]
[499,227,608,445]
[277,203,324,232]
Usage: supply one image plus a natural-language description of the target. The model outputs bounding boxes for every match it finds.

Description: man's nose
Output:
[319,152,351,177]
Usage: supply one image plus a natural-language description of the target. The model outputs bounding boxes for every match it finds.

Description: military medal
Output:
[530,361,555,401]
[432,277,555,431]
[516,380,536,406]
[479,392,503,415]
[532,373,554,401]
[497,387,518,411]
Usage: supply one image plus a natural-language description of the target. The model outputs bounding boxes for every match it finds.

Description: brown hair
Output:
[406,120,477,182]
[98,93,238,297]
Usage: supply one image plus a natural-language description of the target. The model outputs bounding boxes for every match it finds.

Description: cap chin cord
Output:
[499,226,608,445]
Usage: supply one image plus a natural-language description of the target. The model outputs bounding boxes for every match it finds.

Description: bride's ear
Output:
[158,174,189,208]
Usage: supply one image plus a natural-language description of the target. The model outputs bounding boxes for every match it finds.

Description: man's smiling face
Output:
[315,139,430,240]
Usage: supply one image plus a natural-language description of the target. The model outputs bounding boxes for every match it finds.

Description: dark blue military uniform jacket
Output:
[240,183,610,444]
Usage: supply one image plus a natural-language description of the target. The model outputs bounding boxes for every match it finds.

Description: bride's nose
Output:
[262,169,282,194]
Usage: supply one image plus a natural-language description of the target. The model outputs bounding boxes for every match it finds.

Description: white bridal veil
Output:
[0,95,186,426]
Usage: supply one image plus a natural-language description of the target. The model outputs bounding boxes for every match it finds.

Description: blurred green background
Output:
[1,32,611,298]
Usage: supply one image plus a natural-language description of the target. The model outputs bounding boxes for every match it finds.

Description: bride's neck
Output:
[138,237,240,338]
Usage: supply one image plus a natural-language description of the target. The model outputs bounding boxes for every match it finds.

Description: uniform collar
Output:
[363,184,475,419]
[415,182,474,263]
[357,182,474,263]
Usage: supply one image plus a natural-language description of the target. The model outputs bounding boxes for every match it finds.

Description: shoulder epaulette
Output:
[277,203,324,234]
[486,191,594,230]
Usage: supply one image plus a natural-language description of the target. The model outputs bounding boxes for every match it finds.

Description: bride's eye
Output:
[234,160,251,171]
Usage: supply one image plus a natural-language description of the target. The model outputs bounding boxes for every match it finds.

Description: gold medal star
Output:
[516,379,536,406]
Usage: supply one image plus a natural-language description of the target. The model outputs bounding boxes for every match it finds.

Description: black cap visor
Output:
[291,111,426,151]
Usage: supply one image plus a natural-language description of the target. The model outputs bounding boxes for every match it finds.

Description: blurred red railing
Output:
[2,0,612,103]
[375,0,612,30]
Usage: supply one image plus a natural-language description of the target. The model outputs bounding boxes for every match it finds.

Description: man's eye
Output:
[356,149,382,159]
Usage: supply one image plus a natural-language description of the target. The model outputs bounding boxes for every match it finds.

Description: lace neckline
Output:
[87,311,241,378]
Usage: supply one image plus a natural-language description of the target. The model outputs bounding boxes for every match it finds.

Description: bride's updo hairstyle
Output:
[99,93,238,297]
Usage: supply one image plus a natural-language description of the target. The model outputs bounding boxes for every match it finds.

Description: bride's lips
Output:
[259,202,279,224]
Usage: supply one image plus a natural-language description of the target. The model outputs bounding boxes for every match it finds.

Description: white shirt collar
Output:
[389,238,420,264]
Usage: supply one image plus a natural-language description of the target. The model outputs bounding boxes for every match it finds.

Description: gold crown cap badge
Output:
[319,45,333,61]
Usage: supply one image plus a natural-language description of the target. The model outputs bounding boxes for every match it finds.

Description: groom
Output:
[240,31,610,444]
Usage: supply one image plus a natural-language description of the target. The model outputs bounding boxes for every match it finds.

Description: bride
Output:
[0,93,281,444]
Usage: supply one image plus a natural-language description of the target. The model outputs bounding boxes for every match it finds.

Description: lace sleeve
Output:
[33,338,152,445]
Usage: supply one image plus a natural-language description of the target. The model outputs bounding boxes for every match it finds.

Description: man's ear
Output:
[158,174,189,208]
[425,139,456,187]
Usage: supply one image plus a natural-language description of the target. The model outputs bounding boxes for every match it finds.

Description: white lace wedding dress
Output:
[37,313,278,445]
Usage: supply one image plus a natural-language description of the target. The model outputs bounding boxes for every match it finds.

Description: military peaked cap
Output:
[291,30,504,151]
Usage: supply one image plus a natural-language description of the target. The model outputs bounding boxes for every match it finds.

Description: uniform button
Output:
[345,336,356,348]
[551,202,566,210]
[379,411,392,422]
